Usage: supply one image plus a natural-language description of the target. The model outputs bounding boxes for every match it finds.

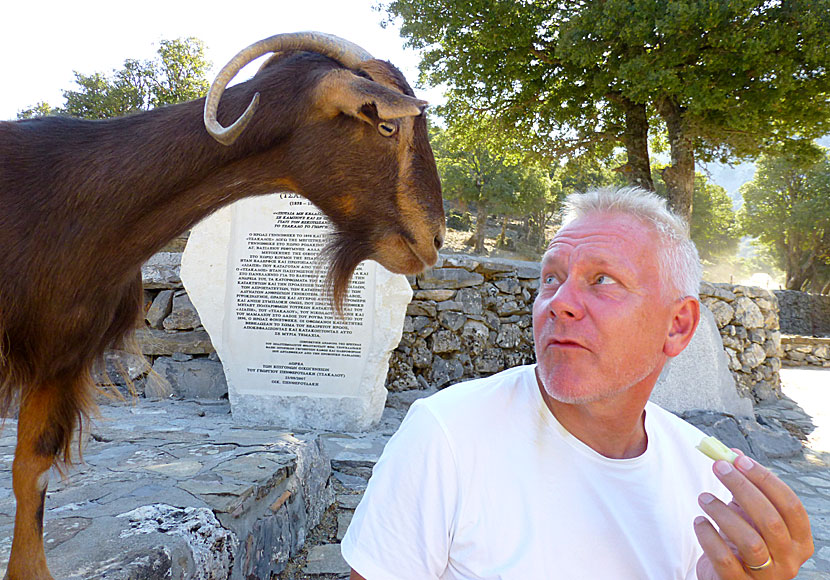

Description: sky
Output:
[1,0,440,121]
[8,0,817,199]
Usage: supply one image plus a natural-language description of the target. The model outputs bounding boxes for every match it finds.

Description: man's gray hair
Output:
[560,186,702,299]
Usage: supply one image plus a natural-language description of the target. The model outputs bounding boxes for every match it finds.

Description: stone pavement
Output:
[0,399,334,580]
[0,369,826,579]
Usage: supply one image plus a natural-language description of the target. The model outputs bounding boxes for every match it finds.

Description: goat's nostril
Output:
[434,234,444,250]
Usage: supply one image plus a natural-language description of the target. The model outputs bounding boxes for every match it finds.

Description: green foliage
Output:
[19,38,210,120]
[652,167,740,260]
[739,142,830,291]
[689,178,741,260]
[430,117,555,252]
[446,209,473,231]
[382,0,830,211]
[16,102,62,120]
[431,119,553,215]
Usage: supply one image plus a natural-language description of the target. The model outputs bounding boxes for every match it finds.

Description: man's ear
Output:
[663,297,700,358]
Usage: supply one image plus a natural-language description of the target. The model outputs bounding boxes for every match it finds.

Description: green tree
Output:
[740,143,830,292]
[433,120,552,254]
[653,168,740,261]
[382,0,830,220]
[494,161,554,252]
[16,102,62,120]
[18,38,210,120]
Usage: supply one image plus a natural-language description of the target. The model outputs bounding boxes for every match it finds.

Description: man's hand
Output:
[694,450,814,579]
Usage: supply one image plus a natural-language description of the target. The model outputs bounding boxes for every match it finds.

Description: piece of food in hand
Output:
[696,436,739,464]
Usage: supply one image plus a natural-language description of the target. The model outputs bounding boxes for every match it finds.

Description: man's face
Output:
[532,211,676,405]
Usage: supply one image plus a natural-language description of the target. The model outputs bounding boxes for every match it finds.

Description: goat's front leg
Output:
[5,382,76,580]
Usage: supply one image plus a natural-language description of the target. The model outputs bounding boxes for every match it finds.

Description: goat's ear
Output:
[315,69,427,122]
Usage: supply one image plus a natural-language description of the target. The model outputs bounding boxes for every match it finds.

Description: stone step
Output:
[302,543,351,577]
[0,399,333,580]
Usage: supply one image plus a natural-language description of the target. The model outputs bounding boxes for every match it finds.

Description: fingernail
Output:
[699,492,716,505]
[715,460,733,476]
[694,516,707,526]
[736,455,754,471]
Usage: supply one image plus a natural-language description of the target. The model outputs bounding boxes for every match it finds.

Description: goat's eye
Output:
[378,122,398,137]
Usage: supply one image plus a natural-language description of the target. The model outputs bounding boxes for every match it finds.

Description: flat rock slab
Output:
[0,398,333,580]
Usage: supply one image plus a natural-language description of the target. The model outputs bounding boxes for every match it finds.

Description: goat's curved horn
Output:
[205,32,374,146]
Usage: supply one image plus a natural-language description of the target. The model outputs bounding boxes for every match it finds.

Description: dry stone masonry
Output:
[387,254,539,392]
[387,257,787,405]
[133,248,808,409]
[698,282,782,402]
[775,290,830,367]
[780,336,830,367]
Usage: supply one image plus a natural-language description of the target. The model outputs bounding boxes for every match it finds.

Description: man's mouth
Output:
[550,338,589,351]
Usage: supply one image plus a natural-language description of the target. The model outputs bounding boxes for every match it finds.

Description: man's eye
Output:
[595,274,617,285]
[544,274,559,285]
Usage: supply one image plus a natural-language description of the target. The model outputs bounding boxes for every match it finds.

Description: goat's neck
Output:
[66,97,298,280]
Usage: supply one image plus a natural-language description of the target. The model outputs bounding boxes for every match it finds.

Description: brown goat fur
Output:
[0,46,444,579]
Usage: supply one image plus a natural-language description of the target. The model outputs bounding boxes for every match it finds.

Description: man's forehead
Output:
[542,213,654,267]
[547,212,649,250]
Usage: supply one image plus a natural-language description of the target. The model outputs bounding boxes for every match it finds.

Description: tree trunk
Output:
[785,243,816,291]
[621,98,654,191]
[496,215,509,248]
[474,201,488,254]
[656,96,695,222]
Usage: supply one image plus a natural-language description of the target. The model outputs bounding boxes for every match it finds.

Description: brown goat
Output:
[0,32,445,579]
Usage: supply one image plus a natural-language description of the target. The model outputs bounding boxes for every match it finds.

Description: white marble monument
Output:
[181,194,412,431]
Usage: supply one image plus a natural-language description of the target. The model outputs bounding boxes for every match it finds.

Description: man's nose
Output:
[548,279,584,320]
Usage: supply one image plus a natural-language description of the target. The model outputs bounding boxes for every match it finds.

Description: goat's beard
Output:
[320,231,374,317]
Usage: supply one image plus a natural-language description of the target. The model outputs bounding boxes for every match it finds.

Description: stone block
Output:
[439,311,467,332]
[152,357,228,400]
[734,296,765,329]
[92,350,152,386]
[414,289,456,301]
[141,252,183,289]
[303,544,350,576]
[430,356,464,388]
[740,417,803,459]
[182,197,411,432]
[475,348,504,374]
[417,267,484,290]
[162,293,201,331]
[461,320,489,356]
[740,343,766,370]
[135,327,215,356]
[145,290,174,329]
[407,300,437,317]
[456,287,483,316]
[431,330,462,354]
[496,324,523,349]
[494,278,521,294]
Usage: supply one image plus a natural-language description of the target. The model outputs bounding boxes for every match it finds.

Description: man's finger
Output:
[699,492,773,574]
[693,516,746,578]
[732,456,813,547]
[712,460,792,559]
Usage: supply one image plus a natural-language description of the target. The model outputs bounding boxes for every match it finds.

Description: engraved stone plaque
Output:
[181,193,412,431]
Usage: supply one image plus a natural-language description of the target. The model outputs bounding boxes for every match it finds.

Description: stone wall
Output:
[126,250,228,399]
[781,335,830,367]
[774,290,830,337]
[386,255,784,403]
[386,254,539,391]
[698,283,781,401]
[133,250,785,404]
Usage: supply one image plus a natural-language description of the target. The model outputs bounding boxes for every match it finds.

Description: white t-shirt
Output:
[342,364,731,580]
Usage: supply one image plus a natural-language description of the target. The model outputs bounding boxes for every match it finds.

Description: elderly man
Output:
[342,187,813,579]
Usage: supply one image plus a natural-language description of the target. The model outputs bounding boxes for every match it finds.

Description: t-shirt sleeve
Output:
[341,399,459,580]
